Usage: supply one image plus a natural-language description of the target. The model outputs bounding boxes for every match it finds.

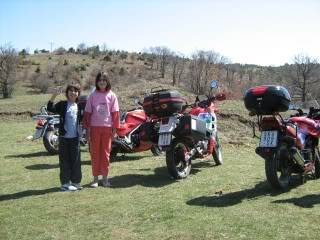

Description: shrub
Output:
[119,67,125,76]
[31,61,40,65]
[103,55,111,61]
[35,66,40,73]
[120,52,128,60]
[63,59,68,65]
[75,64,86,72]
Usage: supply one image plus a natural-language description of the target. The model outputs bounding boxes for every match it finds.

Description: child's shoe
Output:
[90,176,99,188]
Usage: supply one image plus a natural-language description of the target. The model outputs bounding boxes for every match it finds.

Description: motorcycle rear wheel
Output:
[165,139,191,179]
[265,148,290,190]
[43,130,59,155]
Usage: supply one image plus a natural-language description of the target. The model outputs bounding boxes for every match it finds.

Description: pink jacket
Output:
[83,90,120,129]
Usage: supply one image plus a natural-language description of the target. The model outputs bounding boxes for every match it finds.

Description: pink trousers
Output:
[90,126,113,176]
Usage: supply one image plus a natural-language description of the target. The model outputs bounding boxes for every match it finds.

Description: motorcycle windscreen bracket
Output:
[158,117,177,146]
[259,130,278,148]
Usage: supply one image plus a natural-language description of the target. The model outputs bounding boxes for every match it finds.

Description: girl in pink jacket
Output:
[83,72,120,187]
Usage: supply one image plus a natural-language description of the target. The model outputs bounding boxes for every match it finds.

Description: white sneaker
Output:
[72,183,83,190]
[90,177,99,188]
[68,185,78,191]
[60,184,70,191]
[60,183,77,191]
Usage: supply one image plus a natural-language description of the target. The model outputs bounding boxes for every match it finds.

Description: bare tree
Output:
[77,43,87,54]
[146,46,172,77]
[101,43,108,54]
[188,50,226,94]
[291,54,319,102]
[170,52,186,86]
[0,44,19,98]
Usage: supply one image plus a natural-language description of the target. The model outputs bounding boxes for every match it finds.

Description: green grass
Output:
[1,120,320,240]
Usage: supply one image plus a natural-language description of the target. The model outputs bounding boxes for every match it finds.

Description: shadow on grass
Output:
[272,194,320,208]
[25,160,92,170]
[109,166,176,188]
[5,151,52,159]
[186,181,293,208]
[0,187,60,202]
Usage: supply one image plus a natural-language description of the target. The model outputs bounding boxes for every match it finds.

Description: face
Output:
[97,77,108,90]
[67,87,79,102]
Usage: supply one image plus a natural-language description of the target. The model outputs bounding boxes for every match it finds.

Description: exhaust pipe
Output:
[113,138,133,152]
[290,147,305,168]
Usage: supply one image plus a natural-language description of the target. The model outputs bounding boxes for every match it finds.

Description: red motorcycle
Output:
[244,85,320,189]
[145,80,225,179]
[111,100,162,160]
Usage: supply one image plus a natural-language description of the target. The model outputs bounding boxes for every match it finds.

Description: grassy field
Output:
[1,111,320,239]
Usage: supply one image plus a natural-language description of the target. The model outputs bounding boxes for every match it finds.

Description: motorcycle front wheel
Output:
[43,130,59,155]
[165,139,191,179]
[265,148,290,190]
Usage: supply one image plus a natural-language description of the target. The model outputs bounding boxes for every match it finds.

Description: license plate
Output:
[259,131,278,147]
[158,133,172,146]
[33,128,44,140]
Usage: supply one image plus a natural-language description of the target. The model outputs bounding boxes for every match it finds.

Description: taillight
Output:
[251,86,268,95]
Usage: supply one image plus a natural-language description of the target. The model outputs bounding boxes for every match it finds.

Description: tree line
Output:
[0,43,319,102]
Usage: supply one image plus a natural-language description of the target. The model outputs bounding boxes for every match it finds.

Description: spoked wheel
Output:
[150,145,163,156]
[43,130,59,155]
[265,148,290,190]
[166,139,191,179]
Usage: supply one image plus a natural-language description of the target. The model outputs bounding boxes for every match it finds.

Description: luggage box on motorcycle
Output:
[143,89,184,118]
[174,115,212,141]
[244,85,291,115]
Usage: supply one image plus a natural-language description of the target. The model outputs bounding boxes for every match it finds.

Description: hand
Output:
[50,86,63,101]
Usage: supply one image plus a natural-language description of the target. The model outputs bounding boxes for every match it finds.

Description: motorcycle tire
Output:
[165,139,191,179]
[150,145,163,156]
[265,147,290,190]
[314,148,320,179]
[43,130,59,155]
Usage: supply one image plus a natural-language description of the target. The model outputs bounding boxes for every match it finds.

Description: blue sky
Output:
[1,0,319,66]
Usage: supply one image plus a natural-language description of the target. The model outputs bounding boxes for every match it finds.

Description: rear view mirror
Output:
[133,96,139,105]
[211,80,218,89]
[40,106,48,114]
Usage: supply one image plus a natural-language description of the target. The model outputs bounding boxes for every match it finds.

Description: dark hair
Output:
[95,72,111,91]
[65,82,81,102]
